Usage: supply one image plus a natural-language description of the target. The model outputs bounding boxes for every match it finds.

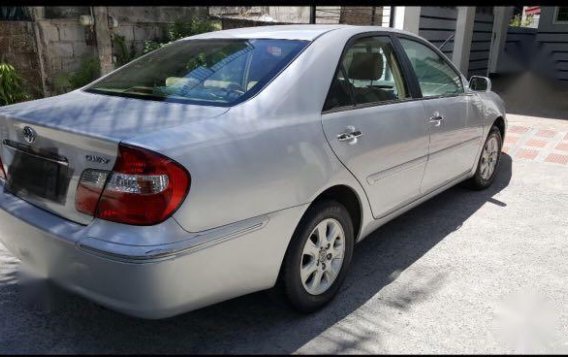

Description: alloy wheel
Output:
[300,218,346,295]
[480,136,500,180]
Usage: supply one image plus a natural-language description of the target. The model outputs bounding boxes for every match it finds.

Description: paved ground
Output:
[503,115,568,165]
[1,114,568,354]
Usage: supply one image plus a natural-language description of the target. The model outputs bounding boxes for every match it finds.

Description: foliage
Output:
[168,18,220,40]
[113,34,138,67]
[54,57,100,94]
[509,14,534,27]
[0,61,30,106]
[525,14,535,27]
[142,18,221,54]
[143,40,163,54]
[509,14,521,27]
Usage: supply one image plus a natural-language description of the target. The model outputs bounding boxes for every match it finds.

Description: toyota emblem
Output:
[23,126,37,144]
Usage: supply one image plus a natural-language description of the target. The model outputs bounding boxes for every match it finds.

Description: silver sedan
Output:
[0,25,506,319]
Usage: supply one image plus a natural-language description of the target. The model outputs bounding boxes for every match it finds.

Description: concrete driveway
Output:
[1,114,567,354]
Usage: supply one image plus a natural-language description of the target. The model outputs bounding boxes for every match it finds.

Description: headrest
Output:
[347,52,384,80]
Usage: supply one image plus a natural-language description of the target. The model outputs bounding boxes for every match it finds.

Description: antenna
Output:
[439,33,455,52]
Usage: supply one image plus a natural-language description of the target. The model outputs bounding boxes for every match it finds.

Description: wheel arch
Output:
[309,184,363,241]
[493,116,506,140]
[274,184,364,286]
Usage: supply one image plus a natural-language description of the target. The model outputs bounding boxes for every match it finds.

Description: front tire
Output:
[465,125,503,190]
[280,200,354,313]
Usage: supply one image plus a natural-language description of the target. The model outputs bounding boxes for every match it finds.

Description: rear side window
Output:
[398,38,463,97]
[86,39,308,106]
[323,66,353,111]
[324,36,409,111]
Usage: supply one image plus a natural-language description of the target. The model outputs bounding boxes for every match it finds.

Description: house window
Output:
[555,7,568,23]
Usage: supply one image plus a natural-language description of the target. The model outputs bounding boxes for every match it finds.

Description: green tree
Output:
[510,13,535,27]
[0,62,30,106]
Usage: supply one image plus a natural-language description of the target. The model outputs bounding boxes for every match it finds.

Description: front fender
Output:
[473,91,507,138]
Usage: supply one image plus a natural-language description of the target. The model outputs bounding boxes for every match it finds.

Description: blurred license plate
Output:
[6,151,68,204]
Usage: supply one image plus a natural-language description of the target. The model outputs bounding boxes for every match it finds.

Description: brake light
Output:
[76,144,190,226]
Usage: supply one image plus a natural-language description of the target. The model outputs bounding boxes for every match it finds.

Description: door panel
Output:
[420,96,482,191]
[323,102,429,218]
[321,34,430,219]
[396,36,484,192]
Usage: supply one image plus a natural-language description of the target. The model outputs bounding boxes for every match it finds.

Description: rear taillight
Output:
[0,156,6,182]
[76,144,190,226]
[75,169,109,215]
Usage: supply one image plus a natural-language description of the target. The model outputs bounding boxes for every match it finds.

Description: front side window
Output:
[86,39,308,106]
[399,38,464,97]
[324,36,409,111]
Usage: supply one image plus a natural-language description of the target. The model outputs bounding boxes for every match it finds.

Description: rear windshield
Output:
[85,38,308,106]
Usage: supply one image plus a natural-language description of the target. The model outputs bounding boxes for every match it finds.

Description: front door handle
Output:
[429,112,445,127]
[337,126,364,143]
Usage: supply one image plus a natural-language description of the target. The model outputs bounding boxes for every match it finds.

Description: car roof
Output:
[184,24,416,42]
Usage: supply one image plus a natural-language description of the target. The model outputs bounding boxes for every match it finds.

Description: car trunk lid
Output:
[0,90,228,225]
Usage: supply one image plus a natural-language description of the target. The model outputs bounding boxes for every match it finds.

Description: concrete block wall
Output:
[212,6,389,26]
[108,7,207,57]
[208,6,268,19]
[0,21,43,98]
[339,7,383,26]
[35,18,97,92]
[267,7,310,23]
[0,6,209,98]
[112,21,166,58]
[211,6,309,25]
[220,18,286,30]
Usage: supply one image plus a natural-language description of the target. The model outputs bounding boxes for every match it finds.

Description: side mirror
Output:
[469,75,492,92]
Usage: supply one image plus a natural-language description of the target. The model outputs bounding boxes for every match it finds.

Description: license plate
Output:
[6,150,71,205]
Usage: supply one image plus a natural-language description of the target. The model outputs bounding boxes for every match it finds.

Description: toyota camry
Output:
[0,25,506,318]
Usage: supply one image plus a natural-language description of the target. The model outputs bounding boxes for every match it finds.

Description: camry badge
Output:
[23,126,36,144]
[86,155,110,165]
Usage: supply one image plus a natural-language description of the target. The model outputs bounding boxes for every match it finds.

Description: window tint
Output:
[399,38,463,97]
[324,36,408,111]
[323,66,353,111]
[86,39,307,106]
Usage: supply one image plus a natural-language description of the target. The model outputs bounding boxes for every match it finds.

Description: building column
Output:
[392,6,421,35]
[452,6,475,75]
[29,6,48,97]
[488,6,514,74]
[93,6,114,76]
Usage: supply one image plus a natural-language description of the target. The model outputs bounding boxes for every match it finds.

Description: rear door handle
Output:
[429,112,445,127]
[337,126,364,143]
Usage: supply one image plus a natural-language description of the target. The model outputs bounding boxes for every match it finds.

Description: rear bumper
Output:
[0,186,306,319]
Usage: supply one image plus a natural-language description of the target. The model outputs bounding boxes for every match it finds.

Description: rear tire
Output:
[465,125,502,190]
[280,200,354,313]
